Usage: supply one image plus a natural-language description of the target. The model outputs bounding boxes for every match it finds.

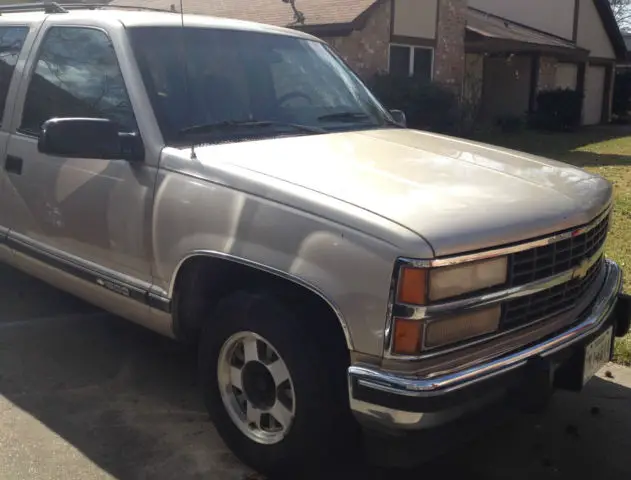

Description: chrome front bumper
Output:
[348,259,628,431]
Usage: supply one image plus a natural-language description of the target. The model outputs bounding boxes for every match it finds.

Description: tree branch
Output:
[610,0,631,30]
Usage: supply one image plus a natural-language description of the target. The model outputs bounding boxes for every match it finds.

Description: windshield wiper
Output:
[317,111,402,129]
[317,111,372,123]
[179,120,326,136]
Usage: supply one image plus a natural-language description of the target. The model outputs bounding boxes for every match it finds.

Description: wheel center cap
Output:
[241,361,276,409]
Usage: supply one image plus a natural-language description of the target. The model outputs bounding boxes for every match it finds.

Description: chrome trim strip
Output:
[402,204,612,269]
[168,250,355,350]
[147,291,172,312]
[8,232,152,288]
[351,259,622,399]
[5,231,171,311]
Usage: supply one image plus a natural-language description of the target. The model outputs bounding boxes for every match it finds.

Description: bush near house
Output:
[529,88,584,132]
[368,73,460,134]
[612,70,631,122]
[495,114,526,134]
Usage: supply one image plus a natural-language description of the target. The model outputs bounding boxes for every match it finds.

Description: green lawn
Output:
[474,126,631,365]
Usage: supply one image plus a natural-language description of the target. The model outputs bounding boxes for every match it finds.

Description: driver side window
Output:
[20,27,136,135]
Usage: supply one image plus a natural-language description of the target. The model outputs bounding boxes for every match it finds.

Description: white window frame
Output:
[388,43,434,79]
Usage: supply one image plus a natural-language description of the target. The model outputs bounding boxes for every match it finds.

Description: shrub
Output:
[529,88,584,131]
[613,70,631,117]
[368,72,460,134]
[495,114,525,133]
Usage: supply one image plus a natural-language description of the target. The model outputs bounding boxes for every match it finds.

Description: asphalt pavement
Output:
[1,262,630,480]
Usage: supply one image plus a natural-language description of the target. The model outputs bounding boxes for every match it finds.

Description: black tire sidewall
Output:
[198,290,352,475]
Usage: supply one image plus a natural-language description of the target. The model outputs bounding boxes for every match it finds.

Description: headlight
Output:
[424,306,501,349]
[391,307,501,354]
[391,257,508,355]
[397,256,508,305]
[429,256,508,301]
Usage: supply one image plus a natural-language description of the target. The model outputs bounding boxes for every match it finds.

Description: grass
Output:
[474,126,631,365]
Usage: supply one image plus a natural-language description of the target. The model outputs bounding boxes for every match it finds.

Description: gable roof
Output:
[109,0,381,30]
[593,0,628,59]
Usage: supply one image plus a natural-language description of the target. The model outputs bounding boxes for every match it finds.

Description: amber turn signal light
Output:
[397,267,427,305]
[392,318,423,355]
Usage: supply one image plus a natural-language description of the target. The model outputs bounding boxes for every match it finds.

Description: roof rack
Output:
[0,2,68,14]
[0,2,175,16]
[61,3,176,13]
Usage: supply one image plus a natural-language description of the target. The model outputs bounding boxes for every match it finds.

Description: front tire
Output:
[198,290,353,476]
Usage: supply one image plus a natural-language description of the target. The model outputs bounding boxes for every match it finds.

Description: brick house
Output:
[112,0,627,125]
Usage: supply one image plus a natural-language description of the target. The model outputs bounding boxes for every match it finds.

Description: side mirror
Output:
[38,117,141,161]
[389,109,407,127]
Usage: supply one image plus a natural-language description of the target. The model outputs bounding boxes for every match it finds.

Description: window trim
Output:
[17,25,138,138]
[388,43,435,79]
[0,25,30,128]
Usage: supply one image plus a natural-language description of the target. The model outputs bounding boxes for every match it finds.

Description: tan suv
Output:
[0,3,629,476]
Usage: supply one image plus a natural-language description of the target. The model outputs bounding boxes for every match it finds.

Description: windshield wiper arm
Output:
[179,120,326,135]
[317,111,402,129]
[317,111,371,123]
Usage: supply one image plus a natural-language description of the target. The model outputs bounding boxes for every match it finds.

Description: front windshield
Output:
[128,26,393,145]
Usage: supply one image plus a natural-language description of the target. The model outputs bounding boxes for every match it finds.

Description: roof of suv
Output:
[0,6,316,40]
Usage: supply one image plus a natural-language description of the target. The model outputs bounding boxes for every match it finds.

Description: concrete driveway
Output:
[1,262,630,480]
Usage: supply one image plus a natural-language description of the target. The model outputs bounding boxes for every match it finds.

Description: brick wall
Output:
[434,0,467,89]
[463,53,484,105]
[321,0,391,79]
[322,0,468,88]
[538,56,558,91]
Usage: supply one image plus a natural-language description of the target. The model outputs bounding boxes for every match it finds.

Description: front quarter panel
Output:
[151,149,428,356]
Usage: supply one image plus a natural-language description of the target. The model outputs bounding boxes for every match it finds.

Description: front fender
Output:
[151,166,429,356]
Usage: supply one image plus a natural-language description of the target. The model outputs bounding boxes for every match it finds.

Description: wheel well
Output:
[171,255,351,352]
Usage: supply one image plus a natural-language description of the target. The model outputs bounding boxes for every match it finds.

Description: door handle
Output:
[5,155,23,175]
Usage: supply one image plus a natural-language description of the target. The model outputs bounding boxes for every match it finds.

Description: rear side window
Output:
[0,26,29,126]
[20,27,136,134]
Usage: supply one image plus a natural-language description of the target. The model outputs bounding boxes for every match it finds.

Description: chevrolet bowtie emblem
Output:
[572,258,591,281]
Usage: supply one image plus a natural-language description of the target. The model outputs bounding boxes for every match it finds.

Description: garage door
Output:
[583,65,606,125]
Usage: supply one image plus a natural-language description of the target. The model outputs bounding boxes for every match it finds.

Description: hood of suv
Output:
[193,128,612,257]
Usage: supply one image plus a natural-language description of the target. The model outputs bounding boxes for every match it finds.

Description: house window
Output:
[389,45,433,80]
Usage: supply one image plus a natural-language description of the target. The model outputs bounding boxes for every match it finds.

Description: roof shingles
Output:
[467,8,580,50]
[109,0,380,27]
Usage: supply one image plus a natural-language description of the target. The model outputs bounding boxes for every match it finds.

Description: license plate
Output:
[582,326,613,385]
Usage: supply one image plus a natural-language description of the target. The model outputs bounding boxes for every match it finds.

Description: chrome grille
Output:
[508,213,610,287]
[501,256,604,330]
[499,211,610,331]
